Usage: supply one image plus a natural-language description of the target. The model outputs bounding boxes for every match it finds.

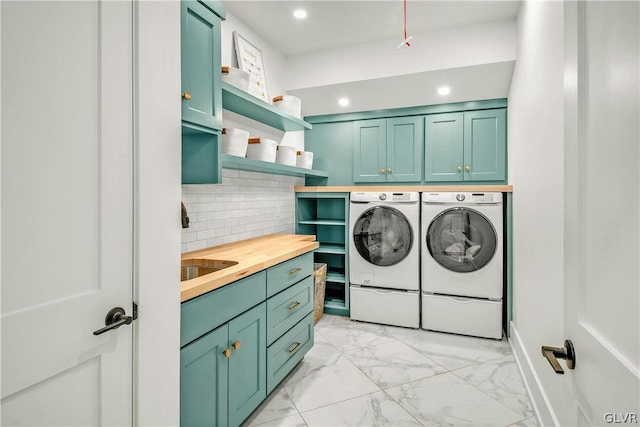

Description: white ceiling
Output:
[224,0,521,116]
[289,61,515,117]
[224,1,522,56]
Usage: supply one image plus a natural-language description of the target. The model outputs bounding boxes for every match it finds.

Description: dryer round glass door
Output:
[353,206,413,266]
[426,207,497,272]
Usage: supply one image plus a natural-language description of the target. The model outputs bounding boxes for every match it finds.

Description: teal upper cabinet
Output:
[181,0,223,132]
[464,109,506,182]
[386,117,424,182]
[425,109,506,182]
[353,117,423,183]
[425,113,464,181]
[353,119,386,183]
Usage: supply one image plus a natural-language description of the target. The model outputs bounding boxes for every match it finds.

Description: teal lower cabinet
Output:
[267,311,314,393]
[228,304,267,427]
[180,302,266,427]
[295,192,350,316]
[180,253,315,426]
[180,324,229,427]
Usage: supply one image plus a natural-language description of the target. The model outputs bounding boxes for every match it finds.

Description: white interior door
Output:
[1,1,134,425]
[563,1,639,425]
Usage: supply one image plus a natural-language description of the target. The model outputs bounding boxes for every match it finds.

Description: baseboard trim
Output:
[509,322,559,427]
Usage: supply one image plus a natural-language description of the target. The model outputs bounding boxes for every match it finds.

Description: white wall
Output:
[182,170,304,253]
[507,2,570,425]
[285,19,516,91]
[135,1,181,425]
[221,10,304,150]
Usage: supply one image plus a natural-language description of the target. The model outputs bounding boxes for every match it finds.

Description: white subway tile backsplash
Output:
[181,169,303,253]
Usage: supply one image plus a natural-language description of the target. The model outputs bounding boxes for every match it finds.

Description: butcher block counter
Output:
[180,234,319,302]
[295,185,513,192]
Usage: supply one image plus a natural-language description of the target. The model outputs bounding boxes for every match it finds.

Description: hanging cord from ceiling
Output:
[397,0,413,49]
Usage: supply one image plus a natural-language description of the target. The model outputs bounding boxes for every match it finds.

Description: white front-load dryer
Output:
[421,192,504,338]
[349,192,420,328]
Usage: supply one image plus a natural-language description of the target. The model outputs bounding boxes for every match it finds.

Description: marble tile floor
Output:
[244,315,539,427]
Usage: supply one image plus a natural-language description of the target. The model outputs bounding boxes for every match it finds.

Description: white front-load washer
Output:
[421,192,503,339]
[349,192,419,328]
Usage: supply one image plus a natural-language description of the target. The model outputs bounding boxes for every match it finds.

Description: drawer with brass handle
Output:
[266,311,314,393]
[266,276,313,345]
[266,252,313,297]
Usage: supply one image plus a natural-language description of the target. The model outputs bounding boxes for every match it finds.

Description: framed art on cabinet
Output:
[233,31,270,103]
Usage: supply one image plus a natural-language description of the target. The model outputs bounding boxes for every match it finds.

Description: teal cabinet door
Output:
[180,325,229,427]
[181,0,223,131]
[463,109,506,182]
[425,113,464,182]
[386,116,423,182]
[304,122,353,185]
[353,119,387,183]
[228,303,266,427]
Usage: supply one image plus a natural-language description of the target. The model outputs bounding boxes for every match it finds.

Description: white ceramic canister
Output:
[246,137,278,163]
[221,66,250,92]
[272,95,302,119]
[295,150,313,169]
[221,127,250,157]
[275,145,297,166]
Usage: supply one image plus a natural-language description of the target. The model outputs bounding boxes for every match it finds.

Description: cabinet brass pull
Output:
[541,340,575,374]
[232,341,241,350]
[223,348,231,358]
[379,168,386,174]
[287,301,301,311]
[465,165,471,171]
[386,168,392,174]
[182,92,191,101]
[287,342,301,354]
[288,268,302,276]
[456,166,462,172]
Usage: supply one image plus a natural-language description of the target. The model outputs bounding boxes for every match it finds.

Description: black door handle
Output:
[93,306,136,336]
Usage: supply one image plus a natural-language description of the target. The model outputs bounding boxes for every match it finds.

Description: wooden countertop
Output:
[295,185,513,193]
[181,234,319,302]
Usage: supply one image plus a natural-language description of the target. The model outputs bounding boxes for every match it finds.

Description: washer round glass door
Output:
[426,207,497,273]
[353,206,413,266]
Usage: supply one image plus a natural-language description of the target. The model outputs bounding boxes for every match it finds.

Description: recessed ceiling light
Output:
[293,9,307,19]
[338,98,350,107]
[438,86,451,96]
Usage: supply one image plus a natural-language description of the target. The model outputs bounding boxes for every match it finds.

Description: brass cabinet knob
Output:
[182,92,191,101]
[456,166,462,172]
[386,168,392,174]
[232,341,241,350]
[223,348,231,358]
[379,168,386,174]
[465,166,471,171]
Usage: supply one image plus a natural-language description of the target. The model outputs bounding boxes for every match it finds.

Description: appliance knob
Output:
[379,193,387,201]
[456,194,465,202]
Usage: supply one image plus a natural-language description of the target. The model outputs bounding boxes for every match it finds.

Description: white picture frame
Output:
[233,31,270,103]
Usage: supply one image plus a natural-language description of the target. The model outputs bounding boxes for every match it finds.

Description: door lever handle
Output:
[93,306,136,336]
[541,339,575,374]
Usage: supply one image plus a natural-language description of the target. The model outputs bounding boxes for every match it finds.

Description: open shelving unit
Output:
[295,192,350,316]
[221,82,311,132]
[220,154,328,179]
[183,81,328,184]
